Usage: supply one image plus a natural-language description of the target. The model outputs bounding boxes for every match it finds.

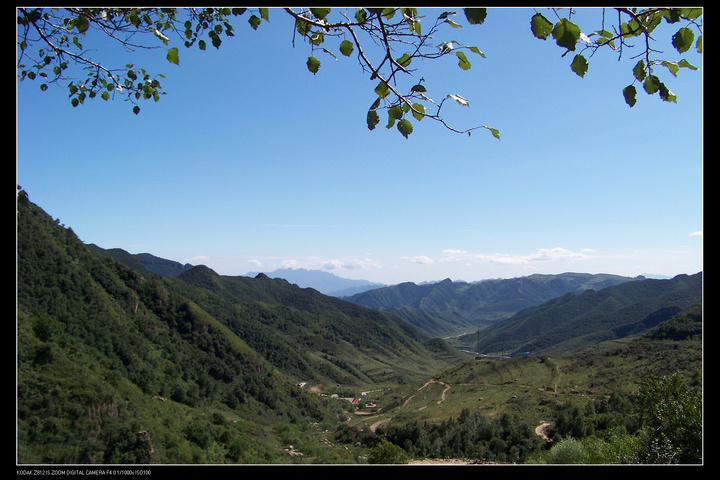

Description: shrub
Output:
[369,439,408,464]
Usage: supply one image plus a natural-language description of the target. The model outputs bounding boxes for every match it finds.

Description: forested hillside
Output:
[87,246,195,278]
[346,273,637,336]
[16,191,462,464]
[15,190,703,465]
[370,303,702,464]
[468,272,702,356]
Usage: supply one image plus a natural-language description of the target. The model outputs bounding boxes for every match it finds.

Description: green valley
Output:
[16,190,702,465]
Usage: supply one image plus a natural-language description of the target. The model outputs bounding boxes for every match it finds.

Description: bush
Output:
[637,373,702,464]
[369,439,408,464]
[546,437,587,464]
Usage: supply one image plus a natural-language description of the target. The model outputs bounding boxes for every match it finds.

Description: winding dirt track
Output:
[535,422,552,442]
[370,379,552,444]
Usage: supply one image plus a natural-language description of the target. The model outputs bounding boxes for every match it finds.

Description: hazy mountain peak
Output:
[243,267,385,296]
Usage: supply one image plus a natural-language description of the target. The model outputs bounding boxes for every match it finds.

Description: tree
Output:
[637,373,702,464]
[17,7,702,139]
[368,439,408,464]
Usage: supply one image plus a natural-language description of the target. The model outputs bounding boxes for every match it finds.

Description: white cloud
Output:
[276,256,383,272]
[526,247,587,262]
[438,246,588,265]
[321,258,375,270]
[403,255,435,264]
[281,259,301,269]
[689,231,702,236]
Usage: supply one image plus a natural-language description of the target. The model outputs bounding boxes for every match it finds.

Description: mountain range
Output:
[16,191,462,463]
[16,189,702,464]
[244,268,386,297]
[468,270,702,356]
[344,273,644,337]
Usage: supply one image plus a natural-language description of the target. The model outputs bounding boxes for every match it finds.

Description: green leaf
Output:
[382,8,396,20]
[672,26,694,54]
[386,105,403,129]
[396,52,412,68]
[468,46,486,58]
[309,31,324,46]
[73,15,90,34]
[166,47,179,65]
[663,8,682,23]
[210,32,222,48]
[411,103,425,121]
[397,118,413,138]
[632,60,646,82]
[355,8,367,23]
[552,18,581,51]
[678,59,699,71]
[374,81,390,99]
[455,51,471,70]
[643,75,661,95]
[623,85,637,107]
[487,127,500,140]
[530,13,553,40]
[339,40,354,57]
[463,8,487,25]
[659,60,680,77]
[402,8,421,35]
[259,8,269,22]
[133,105,140,115]
[595,31,616,49]
[659,83,677,103]
[570,54,588,77]
[411,84,427,93]
[679,8,703,21]
[295,18,311,36]
[367,109,380,130]
[248,15,261,30]
[306,56,320,74]
[310,8,330,20]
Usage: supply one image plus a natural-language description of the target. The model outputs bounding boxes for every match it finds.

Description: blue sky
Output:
[17,7,703,285]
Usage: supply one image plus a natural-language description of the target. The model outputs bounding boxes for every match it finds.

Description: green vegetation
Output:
[339,305,702,464]
[16,190,460,464]
[16,190,702,464]
[347,274,638,336]
[464,273,702,356]
[18,8,701,137]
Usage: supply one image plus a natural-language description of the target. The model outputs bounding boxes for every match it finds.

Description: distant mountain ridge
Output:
[244,267,386,296]
[87,245,194,278]
[345,273,640,337]
[470,271,702,356]
[16,190,703,464]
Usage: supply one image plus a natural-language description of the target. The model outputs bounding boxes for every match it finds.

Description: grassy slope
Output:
[16,192,464,464]
[349,304,702,436]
